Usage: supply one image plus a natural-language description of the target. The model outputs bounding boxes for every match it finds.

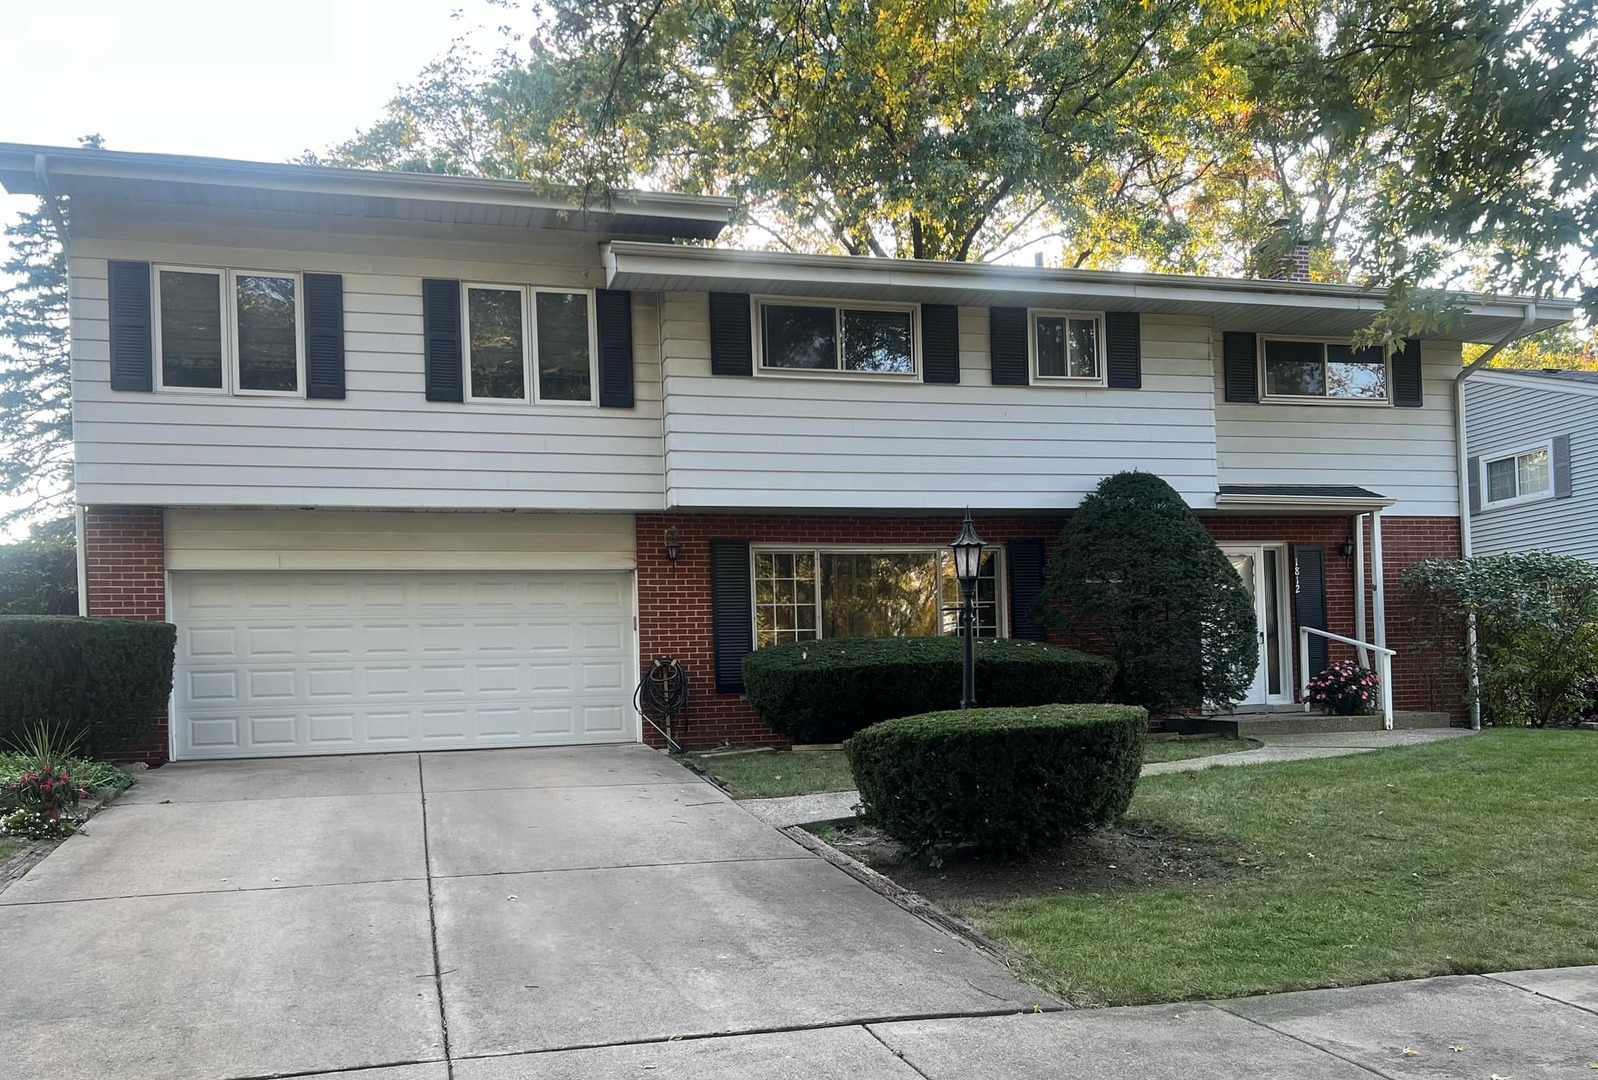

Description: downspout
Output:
[1353,512,1368,667]
[1453,302,1538,730]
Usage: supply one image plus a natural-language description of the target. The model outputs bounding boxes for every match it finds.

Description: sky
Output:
[0,0,505,230]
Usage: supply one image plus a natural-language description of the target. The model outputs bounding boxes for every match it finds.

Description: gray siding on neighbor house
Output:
[1465,373,1597,563]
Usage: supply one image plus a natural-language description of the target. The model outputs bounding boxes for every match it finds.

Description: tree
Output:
[1465,325,1598,372]
[318,0,1597,328]
[0,516,77,615]
[0,202,73,531]
[1040,471,1258,714]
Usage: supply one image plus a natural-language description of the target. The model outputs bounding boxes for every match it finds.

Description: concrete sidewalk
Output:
[744,728,1477,827]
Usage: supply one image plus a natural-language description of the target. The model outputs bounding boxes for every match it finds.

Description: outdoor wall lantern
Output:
[1338,537,1357,559]
[664,527,683,565]
[949,511,987,710]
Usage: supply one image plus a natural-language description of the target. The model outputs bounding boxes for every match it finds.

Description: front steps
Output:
[1172,710,1458,738]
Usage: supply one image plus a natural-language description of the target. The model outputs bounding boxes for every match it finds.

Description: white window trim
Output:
[1258,334,1392,406]
[461,283,599,407]
[152,265,228,396]
[231,270,307,399]
[1029,309,1107,386]
[748,543,1007,646]
[752,296,922,381]
[152,266,307,398]
[1481,440,1556,510]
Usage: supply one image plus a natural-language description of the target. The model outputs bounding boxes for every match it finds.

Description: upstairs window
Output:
[1483,444,1552,507]
[154,267,302,395]
[1032,311,1102,381]
[758,300,916,375]
[1262,338,1388,402]
[752,546,1002,648]
[464,284,595,405]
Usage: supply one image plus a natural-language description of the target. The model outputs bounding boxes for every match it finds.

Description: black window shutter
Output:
[1293,546,1329,675]
[1105,310,1142,388]
[1467,455,1482,514]
[989,307,1028,386]
[921,303,960,384]
[1007,538,1048,642]
[1393,338,1423,408]
[303,273,345,400]
[108,260,154,392]
[422,279,463,402]
[709,293,753,376]
[596,288,635,408]
[710,539,753,693]
[1554,434,1574,499]
[1223,331,1258,403]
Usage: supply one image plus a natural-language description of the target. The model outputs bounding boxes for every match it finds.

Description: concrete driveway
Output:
[0,746,1051,1080]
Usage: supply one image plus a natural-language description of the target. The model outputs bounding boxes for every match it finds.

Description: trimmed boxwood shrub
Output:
[742,636,1115,743]
[0,616,176,755]
[846,704,1147,857]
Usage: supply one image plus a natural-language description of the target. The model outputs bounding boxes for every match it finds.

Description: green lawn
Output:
[1142,736,1260,764]
[955,730,1598,1006]
[691,736,1258,799]
[0,837,26,864]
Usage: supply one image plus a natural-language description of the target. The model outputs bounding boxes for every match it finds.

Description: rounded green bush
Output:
[741,636,1115,744]
[845,704,1147,857]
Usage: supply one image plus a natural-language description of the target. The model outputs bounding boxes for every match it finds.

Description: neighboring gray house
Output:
[1465,368,1591,562]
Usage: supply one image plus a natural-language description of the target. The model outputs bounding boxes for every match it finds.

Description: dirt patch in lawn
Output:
[813,818,1257,904]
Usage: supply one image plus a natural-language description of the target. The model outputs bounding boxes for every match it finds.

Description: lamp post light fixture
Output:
[949,511,987,710]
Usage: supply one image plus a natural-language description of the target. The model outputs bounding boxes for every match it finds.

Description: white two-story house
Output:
[0,144,1576,762]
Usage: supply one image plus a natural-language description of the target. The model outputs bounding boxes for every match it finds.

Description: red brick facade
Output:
[637,511,1465,749]
[83,506,170,764]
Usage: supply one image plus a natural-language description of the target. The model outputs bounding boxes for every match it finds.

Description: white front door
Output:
[1222,544,1291,707]
[170,570,637,759]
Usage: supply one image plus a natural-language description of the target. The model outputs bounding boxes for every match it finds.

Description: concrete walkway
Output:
[744,728,1477,827]
[0,745,1048,1080]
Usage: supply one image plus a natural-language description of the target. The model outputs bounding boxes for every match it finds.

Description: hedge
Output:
[0,617,176,755]
[742,636,1115,743]
[846,704,1147,857]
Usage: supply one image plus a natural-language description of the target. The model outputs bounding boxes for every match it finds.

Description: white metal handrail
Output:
[1298,626,1396,730]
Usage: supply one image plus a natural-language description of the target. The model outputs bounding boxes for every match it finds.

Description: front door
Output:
[1221,544,1291,707]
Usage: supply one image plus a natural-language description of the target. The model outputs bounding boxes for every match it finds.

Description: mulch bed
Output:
[817,819,1258,904]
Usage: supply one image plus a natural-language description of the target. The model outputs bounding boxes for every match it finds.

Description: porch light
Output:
[664,527,682,564]
[949,512,987,710]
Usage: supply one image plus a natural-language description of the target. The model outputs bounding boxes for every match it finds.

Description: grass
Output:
[1142,736,1260,764]
[953,730,1598,1006]
[692,736,1260,798]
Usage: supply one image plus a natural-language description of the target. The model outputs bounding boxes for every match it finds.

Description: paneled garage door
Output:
[170,571,636,760]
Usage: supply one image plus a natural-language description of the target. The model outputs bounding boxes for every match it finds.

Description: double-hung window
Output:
[757,300,917,375]
[154,267,303,395]
[464,284,596,405]
[752,546,1003,648]
[1031,310,1103,382]
[1482,444,1553,507]
[1262,338,1389,402]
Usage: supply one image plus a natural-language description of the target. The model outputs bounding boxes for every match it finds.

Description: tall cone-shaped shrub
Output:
[1041,471,1257,714]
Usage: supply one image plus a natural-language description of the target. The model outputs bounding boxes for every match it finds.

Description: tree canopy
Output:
[314,0,1598,325]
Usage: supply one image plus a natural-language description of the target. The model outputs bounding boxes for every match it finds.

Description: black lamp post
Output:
[950,511,986,710]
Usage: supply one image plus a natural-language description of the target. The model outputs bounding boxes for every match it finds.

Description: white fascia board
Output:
[1,144,734,227]
[604,241,1577,336]
[1214,493,1398,512]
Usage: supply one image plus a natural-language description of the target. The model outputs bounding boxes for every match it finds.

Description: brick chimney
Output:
[1254,218,1313,282]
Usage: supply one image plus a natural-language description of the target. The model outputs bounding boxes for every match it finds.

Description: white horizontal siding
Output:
[165,509,636,571]
[660,295,1219,510]
[1213,337,1462,516]
[68,208,665,511]
[1464,379,1598,563]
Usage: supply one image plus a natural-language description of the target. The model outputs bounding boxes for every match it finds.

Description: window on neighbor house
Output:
[464,284,595,404]
[1262,338,1389,401]
[758,301,917,375]
[1483,445,1553,507]
[752,547,1002,648]
[155,267,302,395]
[1032,311,1102,381]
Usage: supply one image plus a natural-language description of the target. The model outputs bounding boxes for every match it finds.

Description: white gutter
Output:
[1214,493,1397,513]
[1453,301,1538,730]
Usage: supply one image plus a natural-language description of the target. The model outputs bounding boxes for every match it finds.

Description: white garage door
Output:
[170,570,636,760]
